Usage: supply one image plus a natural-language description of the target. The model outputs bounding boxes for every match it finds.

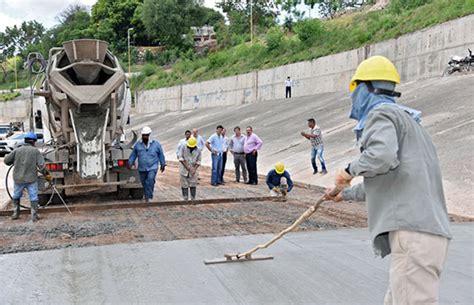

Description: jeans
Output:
[211,153,223,185]
[139,169,157,199]
[311,146,327,172]
[246,152,258,184]
[220,151,227,182]
[285,86,291,98]
[13,182,38,202]
[233,153,248,182]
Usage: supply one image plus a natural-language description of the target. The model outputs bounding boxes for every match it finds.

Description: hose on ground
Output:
[5,165,55,209]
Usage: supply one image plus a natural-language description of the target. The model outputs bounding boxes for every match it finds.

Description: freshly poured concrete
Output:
[1,224,472,304]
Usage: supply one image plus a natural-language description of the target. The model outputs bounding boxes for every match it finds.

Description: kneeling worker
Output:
[266,162,293,197]
[178,137,201,201]
[4,131,52,221]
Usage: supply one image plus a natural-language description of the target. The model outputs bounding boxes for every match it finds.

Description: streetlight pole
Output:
[250,0,253,44]
[127,28,134,76]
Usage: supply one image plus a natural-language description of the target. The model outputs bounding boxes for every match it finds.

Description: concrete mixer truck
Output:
[32,39,143,203]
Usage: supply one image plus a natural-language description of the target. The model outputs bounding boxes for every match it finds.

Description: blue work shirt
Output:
[266,169,294,192]
[207,133,224,153]
[128,140,166,172]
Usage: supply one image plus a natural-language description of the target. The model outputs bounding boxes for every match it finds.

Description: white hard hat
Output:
[141,126,152,135]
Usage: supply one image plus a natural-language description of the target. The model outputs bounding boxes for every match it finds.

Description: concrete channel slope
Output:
[130,74,474,217]
[0,224,472,304]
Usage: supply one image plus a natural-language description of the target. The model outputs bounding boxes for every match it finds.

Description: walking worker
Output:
[176,130,191,159]
[128,126,166,202]
[285,76,292,98]
[178,137,201,201]
[205,125,224,186]
[244,126,263,185]
[324,56,451,305]
[266,162,293,197]
[191,128,206,152]
[220,128,230,183]
[4,131,52,221]
[301,118,328,175]
[229,126,247,183]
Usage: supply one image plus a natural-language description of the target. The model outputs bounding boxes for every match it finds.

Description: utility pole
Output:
[14,54,18,90]
[250,0,253,44]
[127,28,134,76]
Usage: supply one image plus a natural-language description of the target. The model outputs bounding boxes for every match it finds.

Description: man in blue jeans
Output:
[301,118,328,175]
[4,132,52,221]
[205,125,224,186]
[128,126,166,202]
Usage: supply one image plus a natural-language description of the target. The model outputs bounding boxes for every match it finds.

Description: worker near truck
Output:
[266,162,293,197]
[178,137,201,201]
[324,56,451,305]
[128,126,166,202]
[4,132,52,221]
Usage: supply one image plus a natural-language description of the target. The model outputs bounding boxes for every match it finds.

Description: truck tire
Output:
[131,188,144,200]
[38,194,51,206]
[117,188,130,200]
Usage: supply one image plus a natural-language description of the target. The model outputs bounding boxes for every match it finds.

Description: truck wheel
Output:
[117,188,130,200]
[131,188,144,200]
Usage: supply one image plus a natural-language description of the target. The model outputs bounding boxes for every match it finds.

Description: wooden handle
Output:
[235,187,341,259]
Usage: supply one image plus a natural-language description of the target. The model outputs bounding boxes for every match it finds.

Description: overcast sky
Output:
[0,0,317,32]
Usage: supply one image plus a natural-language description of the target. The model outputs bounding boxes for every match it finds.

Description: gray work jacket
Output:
[178,146,201,177]
[4,143,46,184]
[342,104,452,257]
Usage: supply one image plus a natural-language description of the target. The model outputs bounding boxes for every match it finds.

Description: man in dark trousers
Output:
[243,126,263,185]
[4,131,51,221]
[128,126,166,202]
[285,76,292,98]
[266,162,293,198]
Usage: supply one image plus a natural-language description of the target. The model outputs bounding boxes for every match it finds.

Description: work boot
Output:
[190,187,197,201]
[11,199,20,220]
[31,201,40,222]
[321,168,328,175]
[181,188,189,201]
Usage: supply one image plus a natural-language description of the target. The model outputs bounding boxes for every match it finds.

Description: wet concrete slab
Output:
[1,224,472,304]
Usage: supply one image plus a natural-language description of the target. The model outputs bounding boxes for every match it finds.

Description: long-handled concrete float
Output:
[204,188,339,265]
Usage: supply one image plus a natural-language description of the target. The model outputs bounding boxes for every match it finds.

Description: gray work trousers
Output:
[233,153,248,182]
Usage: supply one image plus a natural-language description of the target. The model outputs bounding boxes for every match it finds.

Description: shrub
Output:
[142,64,156,77]
[390,0,433,14]
[294,19,325,47]
[144,50,155,63]
[265,27,285,52]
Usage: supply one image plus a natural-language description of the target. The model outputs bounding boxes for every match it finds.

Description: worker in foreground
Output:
[325,56,452,305]
[266,162,293,198]
[4,132,51,221]
[178,137,201,201]
[128,126,166,202]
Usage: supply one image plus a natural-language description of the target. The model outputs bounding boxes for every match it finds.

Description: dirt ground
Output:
[0,163,470,255]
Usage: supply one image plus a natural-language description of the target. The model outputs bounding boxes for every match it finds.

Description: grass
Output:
[0,91,21,102]
[134,0,474,90]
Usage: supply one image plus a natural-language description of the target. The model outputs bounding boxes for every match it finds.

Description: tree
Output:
[141,0,223,49]
[91,0,147,52]
[217,0,278,37]
[315,0,373,18]
[0,21,45,58]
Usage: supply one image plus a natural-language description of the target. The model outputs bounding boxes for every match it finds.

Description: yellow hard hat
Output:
[349,56,400,92]
[187,137,197,148]
[275,162,285,174]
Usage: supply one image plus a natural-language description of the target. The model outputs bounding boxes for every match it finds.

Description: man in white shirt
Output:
[192,128,206,152]
[285,76,292,98]
[176,130,191,159]
[220,128,230,183]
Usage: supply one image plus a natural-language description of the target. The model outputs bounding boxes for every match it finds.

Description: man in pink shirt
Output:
[244,126,263,185]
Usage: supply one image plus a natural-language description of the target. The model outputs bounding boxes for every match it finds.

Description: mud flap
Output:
[70,108,109,179]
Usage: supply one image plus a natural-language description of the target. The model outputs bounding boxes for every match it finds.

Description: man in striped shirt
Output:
[301,118,328,175]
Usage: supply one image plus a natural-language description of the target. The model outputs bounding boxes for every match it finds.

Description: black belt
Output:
[234,152,245,154]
